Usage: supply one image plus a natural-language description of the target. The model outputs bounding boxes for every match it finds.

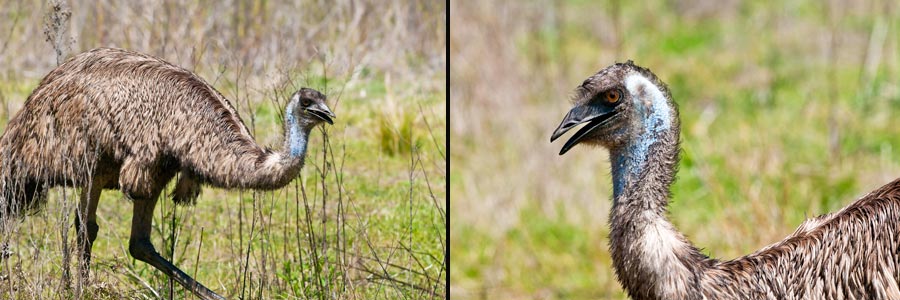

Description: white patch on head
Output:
[624,73,671,133]
[641,212,691,297]
[611,73,673,187]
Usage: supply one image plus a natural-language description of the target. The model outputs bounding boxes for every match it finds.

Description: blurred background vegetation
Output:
[0,0,445,299]
[450,0,898,298]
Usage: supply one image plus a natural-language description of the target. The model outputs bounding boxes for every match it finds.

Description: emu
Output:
[551,61,900,299]
[0,48,335,300]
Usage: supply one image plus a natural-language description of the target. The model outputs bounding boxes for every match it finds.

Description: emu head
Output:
[551,61,675,155]
[287,87,336,129]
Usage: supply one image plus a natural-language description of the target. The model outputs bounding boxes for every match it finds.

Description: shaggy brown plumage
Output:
[0,47,335,300]
[552,61,900,299]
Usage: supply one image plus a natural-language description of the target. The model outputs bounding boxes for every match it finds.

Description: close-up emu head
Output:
[288,87,336,128]
[551,61,676,155]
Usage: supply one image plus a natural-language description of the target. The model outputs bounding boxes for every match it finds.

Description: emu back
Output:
[0,47,254,217]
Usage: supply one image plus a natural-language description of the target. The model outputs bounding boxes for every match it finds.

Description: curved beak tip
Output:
[550,123,572,143]
[319,105,336,125]
[558,142,575,156]
[308,108,335,125]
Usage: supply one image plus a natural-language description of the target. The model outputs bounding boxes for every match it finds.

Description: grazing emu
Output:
[0,48,335,300]
[551,61,900,299]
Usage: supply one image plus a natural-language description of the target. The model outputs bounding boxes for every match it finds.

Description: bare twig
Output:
[42,0,73,65]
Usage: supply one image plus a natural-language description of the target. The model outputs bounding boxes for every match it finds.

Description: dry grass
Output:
[451,0,899,298]
[0,0,445,299]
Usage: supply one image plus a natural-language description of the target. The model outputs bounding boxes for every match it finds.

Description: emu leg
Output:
[128,195,225,300]
[74,181,103,283]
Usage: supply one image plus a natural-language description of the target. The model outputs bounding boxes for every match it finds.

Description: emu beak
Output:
[551,104,618,155]
[308,104,336,125]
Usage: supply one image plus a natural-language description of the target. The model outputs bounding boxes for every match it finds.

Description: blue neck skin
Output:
[610,96,671,198]
[285,108,311,158]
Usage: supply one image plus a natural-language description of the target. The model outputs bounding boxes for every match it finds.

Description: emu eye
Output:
[301,99,312,107]
[604,90,620,104]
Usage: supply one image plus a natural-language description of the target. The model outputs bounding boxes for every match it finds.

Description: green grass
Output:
[451,0,900,298]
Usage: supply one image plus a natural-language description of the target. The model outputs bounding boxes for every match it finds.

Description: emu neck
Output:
[229,110,310,190]
[610,78,673,200]
[608,125,674,205]
[284,110,312,161]
[606,78,706,299]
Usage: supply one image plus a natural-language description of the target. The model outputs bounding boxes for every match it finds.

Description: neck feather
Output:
[606,74,708,299]
[611,74,675,199]
[239,108,310,190]
[285,105,312,160]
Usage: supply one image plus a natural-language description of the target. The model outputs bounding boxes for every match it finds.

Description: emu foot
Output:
[129,238,225,300]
